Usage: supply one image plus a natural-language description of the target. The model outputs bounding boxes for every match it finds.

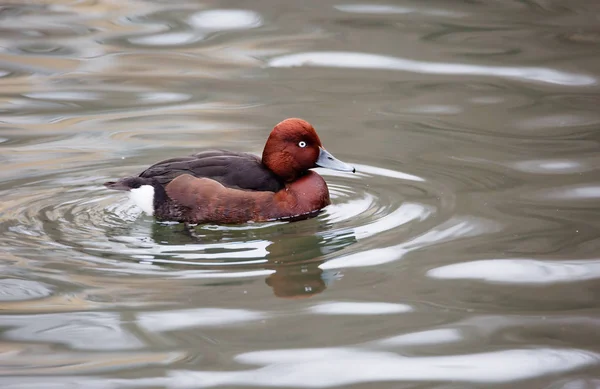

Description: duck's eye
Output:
[298,141,307,148]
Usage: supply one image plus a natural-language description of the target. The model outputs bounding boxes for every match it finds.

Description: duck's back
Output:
[139,149,284,192]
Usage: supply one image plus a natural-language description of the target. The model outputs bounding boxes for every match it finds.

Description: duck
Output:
[104,118,355,224]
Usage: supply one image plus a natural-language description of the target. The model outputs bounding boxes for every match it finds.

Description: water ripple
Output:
[164,348,599,387]
[308,301,411,315]
[0,157,449,299]
[428,258,600,284]
[189,9,262,31]
[268,51,596,86]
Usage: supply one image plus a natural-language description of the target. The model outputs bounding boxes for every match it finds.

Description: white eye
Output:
[298,141,307,148]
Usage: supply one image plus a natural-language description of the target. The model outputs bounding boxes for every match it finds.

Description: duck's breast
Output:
[162,172,330,224]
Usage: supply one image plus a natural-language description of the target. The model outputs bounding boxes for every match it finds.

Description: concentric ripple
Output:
[0,156,458,297]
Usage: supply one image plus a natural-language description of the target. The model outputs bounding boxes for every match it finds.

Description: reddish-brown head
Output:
[262,118,355,182]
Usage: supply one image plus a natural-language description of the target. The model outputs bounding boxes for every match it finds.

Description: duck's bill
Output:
[316,147,356,173]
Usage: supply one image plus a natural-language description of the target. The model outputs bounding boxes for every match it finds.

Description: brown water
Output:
[1,0,600,387]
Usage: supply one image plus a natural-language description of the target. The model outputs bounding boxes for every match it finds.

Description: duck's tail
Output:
[105,176,161,216]
[104,177,153,191]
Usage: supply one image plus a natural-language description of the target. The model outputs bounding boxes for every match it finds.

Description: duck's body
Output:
[104,118,354,224]
[139,149,284,192]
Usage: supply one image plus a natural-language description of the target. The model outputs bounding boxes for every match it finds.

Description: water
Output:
[1,0,599,387]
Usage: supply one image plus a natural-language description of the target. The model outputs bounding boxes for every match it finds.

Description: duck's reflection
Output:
[142,218,356,298]
[265,264,328,298]
[259,229,352,298]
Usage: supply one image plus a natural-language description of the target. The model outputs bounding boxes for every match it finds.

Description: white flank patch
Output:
[129,185,155,216]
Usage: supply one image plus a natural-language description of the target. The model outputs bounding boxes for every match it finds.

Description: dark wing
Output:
[139,149,284,192]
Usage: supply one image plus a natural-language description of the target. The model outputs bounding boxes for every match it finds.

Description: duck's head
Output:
[262,118,355,182]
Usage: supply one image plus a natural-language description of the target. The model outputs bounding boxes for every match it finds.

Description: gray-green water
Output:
[1,1,599,387]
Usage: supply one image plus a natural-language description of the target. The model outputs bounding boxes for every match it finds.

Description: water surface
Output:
[1,0,600,387]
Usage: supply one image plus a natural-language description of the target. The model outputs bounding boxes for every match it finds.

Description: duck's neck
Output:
[262,147,301,182]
